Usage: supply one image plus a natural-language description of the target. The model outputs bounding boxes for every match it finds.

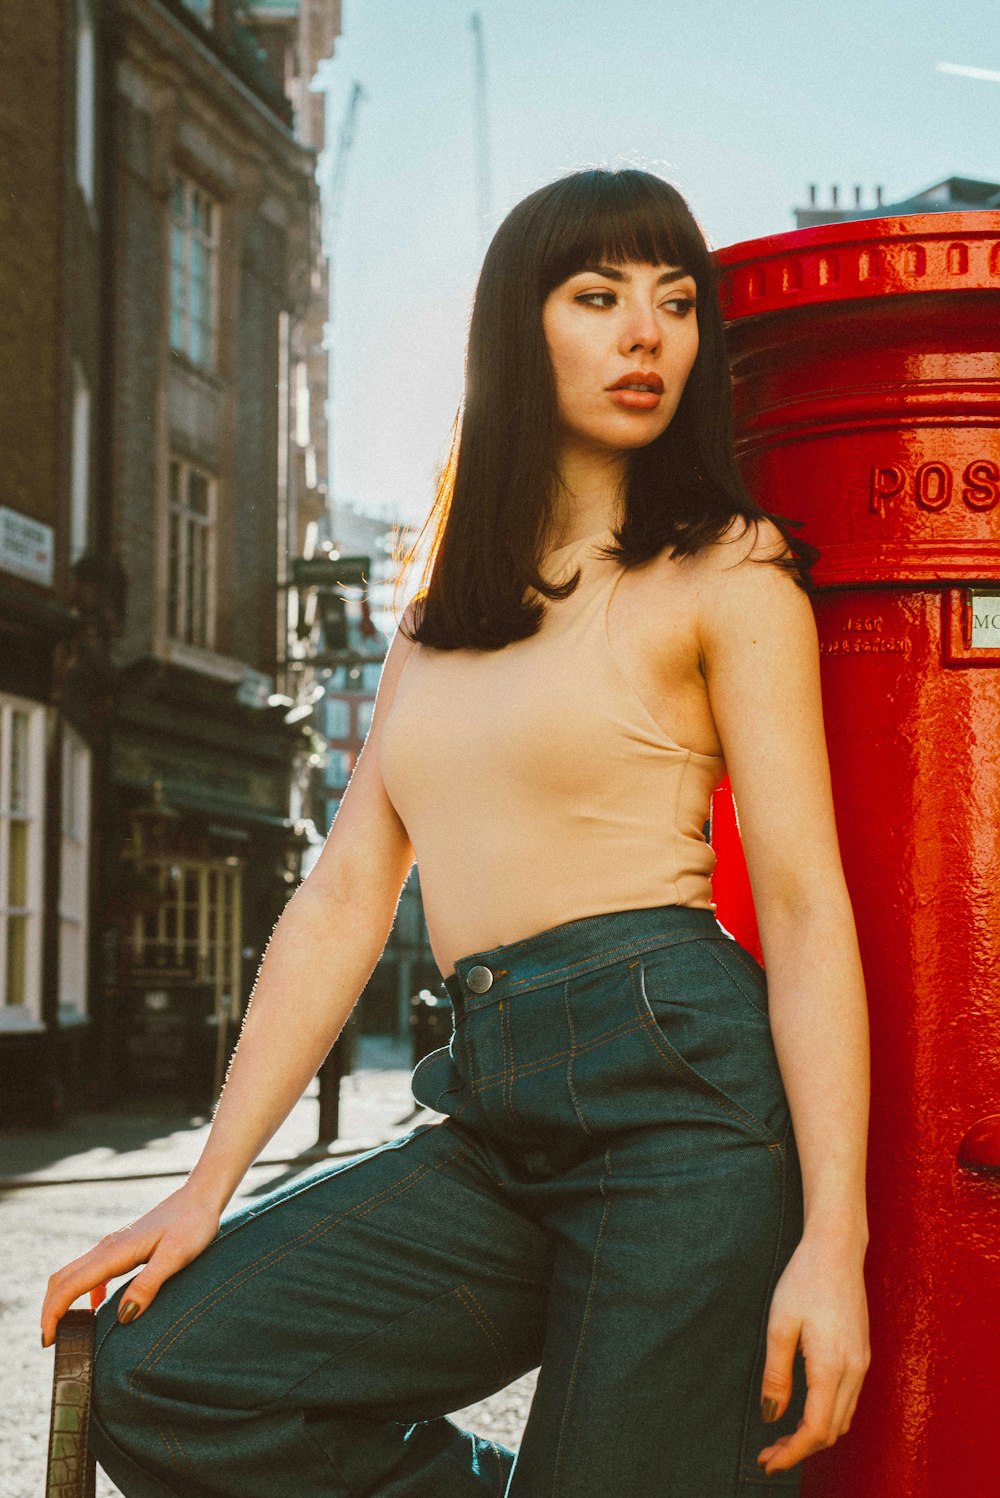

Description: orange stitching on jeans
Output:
[551,1144,613,1493]
[131,1140,470,1428]
[489,1437,507,1498]
[629,959,784,1158]
[470,1021,647,1095]
[470,1014,641,1087]
[489,931,707,996]
[157,1410,195,1479]
[135,1156,461,1422]
[497,998,511,1116]
[503,999,516,1115]
[455,1283,511,1379]
[702,939,769,1015]
[135,1147,461,1372]
[563,979,594,1137]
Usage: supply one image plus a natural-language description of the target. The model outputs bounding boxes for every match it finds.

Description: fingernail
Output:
[761,1396,778,1423]
[118,1300,141,1325]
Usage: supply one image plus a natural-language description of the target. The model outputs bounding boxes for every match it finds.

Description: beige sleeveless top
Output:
[378,525,727,977]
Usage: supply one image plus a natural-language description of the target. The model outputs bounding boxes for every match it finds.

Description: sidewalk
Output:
[1,1034,537,1498]
[0,1033,433,1191]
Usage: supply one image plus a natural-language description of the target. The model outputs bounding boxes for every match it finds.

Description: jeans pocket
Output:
[702,935,770,1017]
[410,1045,462,1112]
[631,945,787,1148]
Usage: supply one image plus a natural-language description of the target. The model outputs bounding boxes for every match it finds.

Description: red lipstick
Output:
[607,369,664,410]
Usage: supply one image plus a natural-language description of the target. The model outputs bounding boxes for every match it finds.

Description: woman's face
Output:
[541,258,700,455]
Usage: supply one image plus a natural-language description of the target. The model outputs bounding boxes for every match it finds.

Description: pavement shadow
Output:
[0,1096,222,1184]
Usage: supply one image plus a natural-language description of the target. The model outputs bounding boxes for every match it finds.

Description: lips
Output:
[607,370,664,393]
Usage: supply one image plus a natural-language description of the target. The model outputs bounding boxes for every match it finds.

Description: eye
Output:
[574,291,697,315]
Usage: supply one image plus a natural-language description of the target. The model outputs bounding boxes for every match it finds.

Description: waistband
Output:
[441,904,726,1011]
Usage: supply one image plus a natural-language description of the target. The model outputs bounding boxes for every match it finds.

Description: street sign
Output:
[290,555,371,588]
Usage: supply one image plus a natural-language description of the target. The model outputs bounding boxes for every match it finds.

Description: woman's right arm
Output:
[41,605,420,1342]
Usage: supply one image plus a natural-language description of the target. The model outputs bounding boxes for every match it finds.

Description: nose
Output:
[619,302,661,356]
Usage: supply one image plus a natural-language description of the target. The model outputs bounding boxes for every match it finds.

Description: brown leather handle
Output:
[46,1308,96,1498]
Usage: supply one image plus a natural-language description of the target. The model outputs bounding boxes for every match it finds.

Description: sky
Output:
[315,0,999,535]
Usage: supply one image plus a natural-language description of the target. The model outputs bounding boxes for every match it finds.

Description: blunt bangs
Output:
[536,170,713,301]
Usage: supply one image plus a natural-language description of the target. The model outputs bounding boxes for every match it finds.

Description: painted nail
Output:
[761,1396,779,1423]
[118,1300,141,1325]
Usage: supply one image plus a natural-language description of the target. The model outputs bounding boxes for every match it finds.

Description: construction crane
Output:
[469,11,492,254]
[321,78,368,511]
[322,78,367,260]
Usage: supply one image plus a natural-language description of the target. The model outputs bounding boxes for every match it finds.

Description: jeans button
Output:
[466,964,494,994]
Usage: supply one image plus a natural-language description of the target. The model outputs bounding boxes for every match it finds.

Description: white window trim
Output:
[70,360,91,564]
[75,0,95,207]
[58,723,92,1024]
[169,170,220,371]
[126,855,244,1014]
[166,454,218,650]
[1,696,46,1032]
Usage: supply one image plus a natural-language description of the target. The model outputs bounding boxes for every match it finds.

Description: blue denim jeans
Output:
[89,903,808,1496]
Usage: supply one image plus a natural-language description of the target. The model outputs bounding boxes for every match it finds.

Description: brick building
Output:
[0,0,341,1124]
[0,0,116,1122]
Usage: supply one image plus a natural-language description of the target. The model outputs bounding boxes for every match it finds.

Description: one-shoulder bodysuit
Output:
[378,525,727,977]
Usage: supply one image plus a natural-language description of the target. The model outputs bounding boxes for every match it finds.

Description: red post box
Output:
[711,212,1000,1497]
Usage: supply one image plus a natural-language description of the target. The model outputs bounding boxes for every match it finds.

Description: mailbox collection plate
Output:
[943,588,1000,667]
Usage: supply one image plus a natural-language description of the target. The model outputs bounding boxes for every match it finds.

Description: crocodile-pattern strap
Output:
[46,1309,96,1498]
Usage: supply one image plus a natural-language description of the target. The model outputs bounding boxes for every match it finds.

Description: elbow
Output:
[754,863,856,930]
[290,863,402,934]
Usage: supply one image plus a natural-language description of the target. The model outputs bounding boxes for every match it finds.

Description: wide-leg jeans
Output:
[88,903,809,1496]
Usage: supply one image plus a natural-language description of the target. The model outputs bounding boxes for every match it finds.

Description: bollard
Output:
[409,989,454,1070]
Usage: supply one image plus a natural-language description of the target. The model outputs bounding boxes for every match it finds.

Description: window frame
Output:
[58,722,92,1023]
[167,454,218,650]
[0,695,46,1031]
[70,359,91,565]
[169,170,221,371]
[75,0,95,208]
[125,855,244,1014]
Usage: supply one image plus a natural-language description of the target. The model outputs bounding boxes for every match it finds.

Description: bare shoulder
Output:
[688,512,797,584]
[378,595,424,676]
[686,514,814,659]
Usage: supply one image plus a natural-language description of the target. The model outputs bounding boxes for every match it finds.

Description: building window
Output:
[325,697,351,740]
[59,724,92,1020]
[178,0,212,21]
[1,696,45,1029]
[357,699,375,737]
[70,360,91,564]
[325,749,353,790]
[126,857,243,1011]
[75,0,95,206]
[167,456,217,648]
[169,172,219,369]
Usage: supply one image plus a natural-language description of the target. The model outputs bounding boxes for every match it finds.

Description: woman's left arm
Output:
[695,517,872,1477]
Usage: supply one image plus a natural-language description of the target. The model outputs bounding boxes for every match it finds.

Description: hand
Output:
[756,1231,871,1476]
[41,1182,222,1347]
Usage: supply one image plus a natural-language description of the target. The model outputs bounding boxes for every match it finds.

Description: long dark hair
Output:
[393,167,819,650]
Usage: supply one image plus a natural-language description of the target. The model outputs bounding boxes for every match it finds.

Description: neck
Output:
[549,440,627,548]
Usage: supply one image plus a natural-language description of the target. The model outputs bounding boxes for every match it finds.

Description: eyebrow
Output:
[572,263,695,287]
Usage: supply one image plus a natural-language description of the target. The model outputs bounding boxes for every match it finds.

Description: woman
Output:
[42,168,871,1497]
